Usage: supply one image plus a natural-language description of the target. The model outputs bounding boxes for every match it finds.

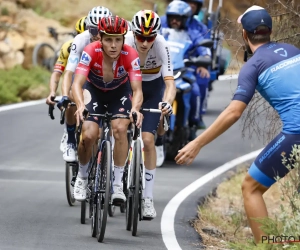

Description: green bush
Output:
[0,66,50,105]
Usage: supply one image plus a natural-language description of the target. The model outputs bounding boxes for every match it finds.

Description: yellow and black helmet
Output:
[75,16,87,34]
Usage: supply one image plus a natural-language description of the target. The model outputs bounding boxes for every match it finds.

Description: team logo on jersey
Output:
[68,56,79,64]
[95,48,102,52]
[121,50,129,55]
[117,66,126,77]
[274,48,288,57]
[131,58,140,70]
[80,52,91,66]
[72,44,76,51]
[94,62,101,68]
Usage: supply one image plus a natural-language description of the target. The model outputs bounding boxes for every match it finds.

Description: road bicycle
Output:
[78,109,131,243]
[124,108,169,236]
[32,27,75,72]
[48,97,79,207]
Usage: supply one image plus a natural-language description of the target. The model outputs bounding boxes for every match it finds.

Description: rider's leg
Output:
[142,131,157,218]
[74,82,104,201]
[109,81,132,204]
[241,132,300,243]
[140,77,163,218]
[188,82,201,140]
[196,74,209,129]
[74,120,99,201]
[63,104,77,162]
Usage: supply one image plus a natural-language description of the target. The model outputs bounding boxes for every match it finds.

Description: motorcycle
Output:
[162,34,213,162]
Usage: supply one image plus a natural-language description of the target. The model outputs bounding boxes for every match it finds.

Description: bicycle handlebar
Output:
[48,96,75,124]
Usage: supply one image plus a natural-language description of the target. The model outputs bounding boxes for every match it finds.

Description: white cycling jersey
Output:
[66,30,90,72]
[124,31,174,82]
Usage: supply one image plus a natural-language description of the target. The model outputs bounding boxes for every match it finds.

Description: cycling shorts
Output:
[141,76,164,135]
[83,80,132,124]
[248,132,300,187]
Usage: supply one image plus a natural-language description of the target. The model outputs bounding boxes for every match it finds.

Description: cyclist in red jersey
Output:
[71,16,143,202]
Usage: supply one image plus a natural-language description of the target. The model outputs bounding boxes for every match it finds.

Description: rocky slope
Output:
[0,0,73,70]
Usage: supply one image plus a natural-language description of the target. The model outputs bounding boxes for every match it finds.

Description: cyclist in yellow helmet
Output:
[46,16,87,153]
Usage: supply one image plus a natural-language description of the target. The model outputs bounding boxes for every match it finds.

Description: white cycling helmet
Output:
[86,6,112,27]
[127,20,132,31]
[131,10,161,36]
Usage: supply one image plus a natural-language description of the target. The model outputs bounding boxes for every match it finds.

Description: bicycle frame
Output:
[126,126,146,192]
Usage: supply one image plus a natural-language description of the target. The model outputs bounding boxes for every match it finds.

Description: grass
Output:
[194,165,294,249]
[0,66,51,105]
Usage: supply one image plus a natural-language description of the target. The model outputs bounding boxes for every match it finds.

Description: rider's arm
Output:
[49,71,61,96]
[71,48,93,109]
[158,37,176,104]
[63,37,82,97]
[127,56,143,111]
[72,74,87,108]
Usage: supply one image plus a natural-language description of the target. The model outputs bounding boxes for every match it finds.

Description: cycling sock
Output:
[155,135,164,146]
[78,162,89,178]
[144,168,156,199]
[113,165,124,186]
[66,123,76,145]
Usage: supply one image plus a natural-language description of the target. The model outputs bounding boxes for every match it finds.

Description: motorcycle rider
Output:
[156,0,211,166]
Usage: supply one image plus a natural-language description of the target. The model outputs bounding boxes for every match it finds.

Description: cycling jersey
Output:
[233,42,300,134]
[124,31,174,81]
[53,39,73,73]
[66,30,90,72]
[233,42,300,188]
[75,42,142,91]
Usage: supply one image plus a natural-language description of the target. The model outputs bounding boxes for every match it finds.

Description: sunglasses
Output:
[168,15,183,22]
[88,26,99,36]
[135,33,156,43]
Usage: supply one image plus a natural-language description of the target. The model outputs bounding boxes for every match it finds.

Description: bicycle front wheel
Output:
[96,140,112,243]
[132,140,142,236]
[65,162,77,206]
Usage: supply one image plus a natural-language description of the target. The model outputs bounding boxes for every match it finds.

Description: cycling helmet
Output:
[166,1,192,28]
[127,20,132,31]
[131,10,161,36]
[181,0,204,14]
[86,6,112,27]
[98,16,128,36]
[75,16,87,34]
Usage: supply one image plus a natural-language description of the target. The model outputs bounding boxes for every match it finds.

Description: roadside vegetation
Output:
[0,66,51,105]
[194,145,300,249]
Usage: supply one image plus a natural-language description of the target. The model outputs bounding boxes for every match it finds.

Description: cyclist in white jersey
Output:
[124,10,176,219]
[57,6,112,162]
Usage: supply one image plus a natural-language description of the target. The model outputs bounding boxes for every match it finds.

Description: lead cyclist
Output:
[56,6,112,162]
[124,10,176,219]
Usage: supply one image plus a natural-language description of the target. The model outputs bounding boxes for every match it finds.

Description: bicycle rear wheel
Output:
[32,43,55,72]
[96,140,111,243]
[132,140,142,236]
[65,162,77,206]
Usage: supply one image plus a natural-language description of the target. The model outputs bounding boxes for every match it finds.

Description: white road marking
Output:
[0,99,46,112]
[218,74,239,81]
[161,148,264,250]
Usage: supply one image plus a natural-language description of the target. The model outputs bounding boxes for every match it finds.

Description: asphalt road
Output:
[0,79,264,250]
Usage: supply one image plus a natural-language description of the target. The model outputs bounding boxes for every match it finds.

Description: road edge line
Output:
[161,148,264,250]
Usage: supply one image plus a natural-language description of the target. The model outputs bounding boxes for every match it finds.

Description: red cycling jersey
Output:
[75,41,142,91]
